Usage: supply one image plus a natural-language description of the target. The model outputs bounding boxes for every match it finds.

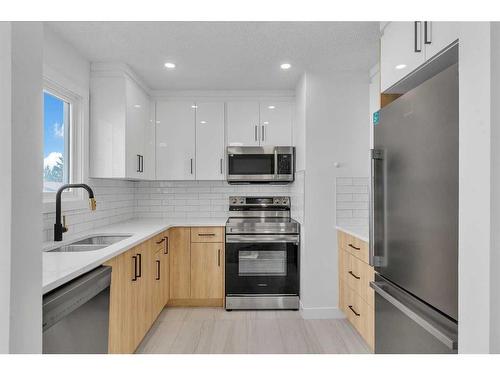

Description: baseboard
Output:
[299,301,346,319]
[167,298,224,307]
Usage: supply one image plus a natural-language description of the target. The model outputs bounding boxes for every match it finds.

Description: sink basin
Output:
[48,235,132,253]
[49,244,108,252]
[72,235,132,245]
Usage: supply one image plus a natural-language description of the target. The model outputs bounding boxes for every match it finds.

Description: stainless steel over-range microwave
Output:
[226,146,295,184]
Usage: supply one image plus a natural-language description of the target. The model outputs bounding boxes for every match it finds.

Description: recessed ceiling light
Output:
[164,62,176,69]
[200,120,207,124]
[263,121,269,125]
[268,105,276,110]
[191,105,198,109]
[280,63,292,70]
[395,64,407,70]
[133,104,141,108]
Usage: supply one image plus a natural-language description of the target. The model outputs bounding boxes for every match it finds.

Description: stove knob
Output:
[232,199,237,204]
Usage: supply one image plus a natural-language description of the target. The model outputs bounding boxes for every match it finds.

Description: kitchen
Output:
[1,2,500,370]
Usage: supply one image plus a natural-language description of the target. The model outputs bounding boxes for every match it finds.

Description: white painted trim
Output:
[299,301,346,320]
[91,62,151,95]
[152,89,296,99]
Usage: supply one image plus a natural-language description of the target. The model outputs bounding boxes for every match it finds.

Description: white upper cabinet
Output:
[155,101,196,180]
[423,22,460,60]
[90,73,152,179]
[381,21,459,92]
[195,102,225,180]
[143,100,156,180]
[226,101,260,146]
[259,101,292,146]
[227,100,293,146]
[381,22,426,92]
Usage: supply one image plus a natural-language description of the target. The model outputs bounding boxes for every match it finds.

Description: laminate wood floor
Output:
[136,308,371,354]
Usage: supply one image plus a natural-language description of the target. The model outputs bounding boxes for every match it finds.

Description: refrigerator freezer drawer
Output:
[371,276,457,354]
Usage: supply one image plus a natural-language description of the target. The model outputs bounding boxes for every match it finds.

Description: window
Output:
[42,78,84,204]
[43,91,71,192]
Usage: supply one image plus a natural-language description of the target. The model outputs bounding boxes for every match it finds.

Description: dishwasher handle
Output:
[43,266,112,332]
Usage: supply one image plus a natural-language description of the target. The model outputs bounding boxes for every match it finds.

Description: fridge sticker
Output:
[373,110,380,126]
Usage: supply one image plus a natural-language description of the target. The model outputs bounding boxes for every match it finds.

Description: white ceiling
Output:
[46,22,380,91]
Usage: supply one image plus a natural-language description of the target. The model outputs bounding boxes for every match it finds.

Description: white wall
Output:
[457,22,492,354]
[294,74,306,172]
[300,70,370,318]
[0,21,12,354]
[490,21,500,354]
[9,22,44,353]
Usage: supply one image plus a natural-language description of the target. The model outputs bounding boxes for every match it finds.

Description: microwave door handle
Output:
[274,149,278,177]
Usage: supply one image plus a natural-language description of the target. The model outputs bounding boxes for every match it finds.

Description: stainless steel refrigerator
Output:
[370,62,459,353]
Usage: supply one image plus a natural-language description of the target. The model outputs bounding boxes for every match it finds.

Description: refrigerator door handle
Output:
[370,281,458,350]
[370,149,385,267]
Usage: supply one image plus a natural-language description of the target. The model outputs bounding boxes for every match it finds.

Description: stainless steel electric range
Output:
[225,196,300,310]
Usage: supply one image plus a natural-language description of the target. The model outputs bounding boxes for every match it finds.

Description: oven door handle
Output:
[226,235,300,243]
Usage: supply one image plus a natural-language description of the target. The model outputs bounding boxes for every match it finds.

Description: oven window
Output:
[238,250,287,276]
[228,154,274,175]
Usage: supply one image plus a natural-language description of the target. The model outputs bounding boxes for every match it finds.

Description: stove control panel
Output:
[229,196,290,207]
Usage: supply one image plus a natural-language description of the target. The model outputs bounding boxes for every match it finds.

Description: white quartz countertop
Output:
[43,218,226,294]
[335,225,369,243]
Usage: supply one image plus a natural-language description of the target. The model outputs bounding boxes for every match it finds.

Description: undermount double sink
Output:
[49,235,131,253]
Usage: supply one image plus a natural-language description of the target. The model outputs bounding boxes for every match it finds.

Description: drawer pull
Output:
[156,260,160,280]
[156,238,166,245]
[348,270,360,280]
[348,305,360,317]
[348,243,361,250]
[198,233,216,237]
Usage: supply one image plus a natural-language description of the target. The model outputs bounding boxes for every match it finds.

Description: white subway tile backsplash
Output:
[336,177,369,227]
[42,174,306,241]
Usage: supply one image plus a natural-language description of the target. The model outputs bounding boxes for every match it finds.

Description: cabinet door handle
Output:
[137,154,141,173]
[261,125,265,142]
[254,125,258,141]
[348,243,361,251]
[414,21,422,52]
[156,238,166,245]
[220,158,223,174]
[140,155,144,173]
[198,233,216,237]
[137,253,142,278]
[156,260,161,280]
[190,158,193,174]
[348,305,361,317]
[218,249,221,267]
[348,270,361,280]
[164,236,169,254]
[424,21,432,44]
[132,256,138,281]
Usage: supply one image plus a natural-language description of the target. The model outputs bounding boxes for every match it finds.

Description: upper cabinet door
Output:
[125,78,147,179]
[259,101,292,146]
[156,101,196,180]
[380,22,426,92]
[423,22,459,61]
[195,102,225,180]
[226,101,260,146]
[142,100,156,180]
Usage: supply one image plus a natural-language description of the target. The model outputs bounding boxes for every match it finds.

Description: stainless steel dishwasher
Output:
[42,266,111,354]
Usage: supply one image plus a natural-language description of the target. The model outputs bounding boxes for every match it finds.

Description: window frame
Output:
[42,77,85,206]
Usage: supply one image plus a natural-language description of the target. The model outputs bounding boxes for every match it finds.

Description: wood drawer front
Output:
[191,227,224,243]
[347,255,375,307]
[345,286,373,348]
[343,233,369,264]
[152,232,168,252]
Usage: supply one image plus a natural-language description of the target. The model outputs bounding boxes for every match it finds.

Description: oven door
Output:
[225,235,299,295]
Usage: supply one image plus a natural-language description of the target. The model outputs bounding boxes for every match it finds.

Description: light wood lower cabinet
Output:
[191,242,224,299]
[338,230,374,351]
[168,227,225,307]
[169,227,191,300]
